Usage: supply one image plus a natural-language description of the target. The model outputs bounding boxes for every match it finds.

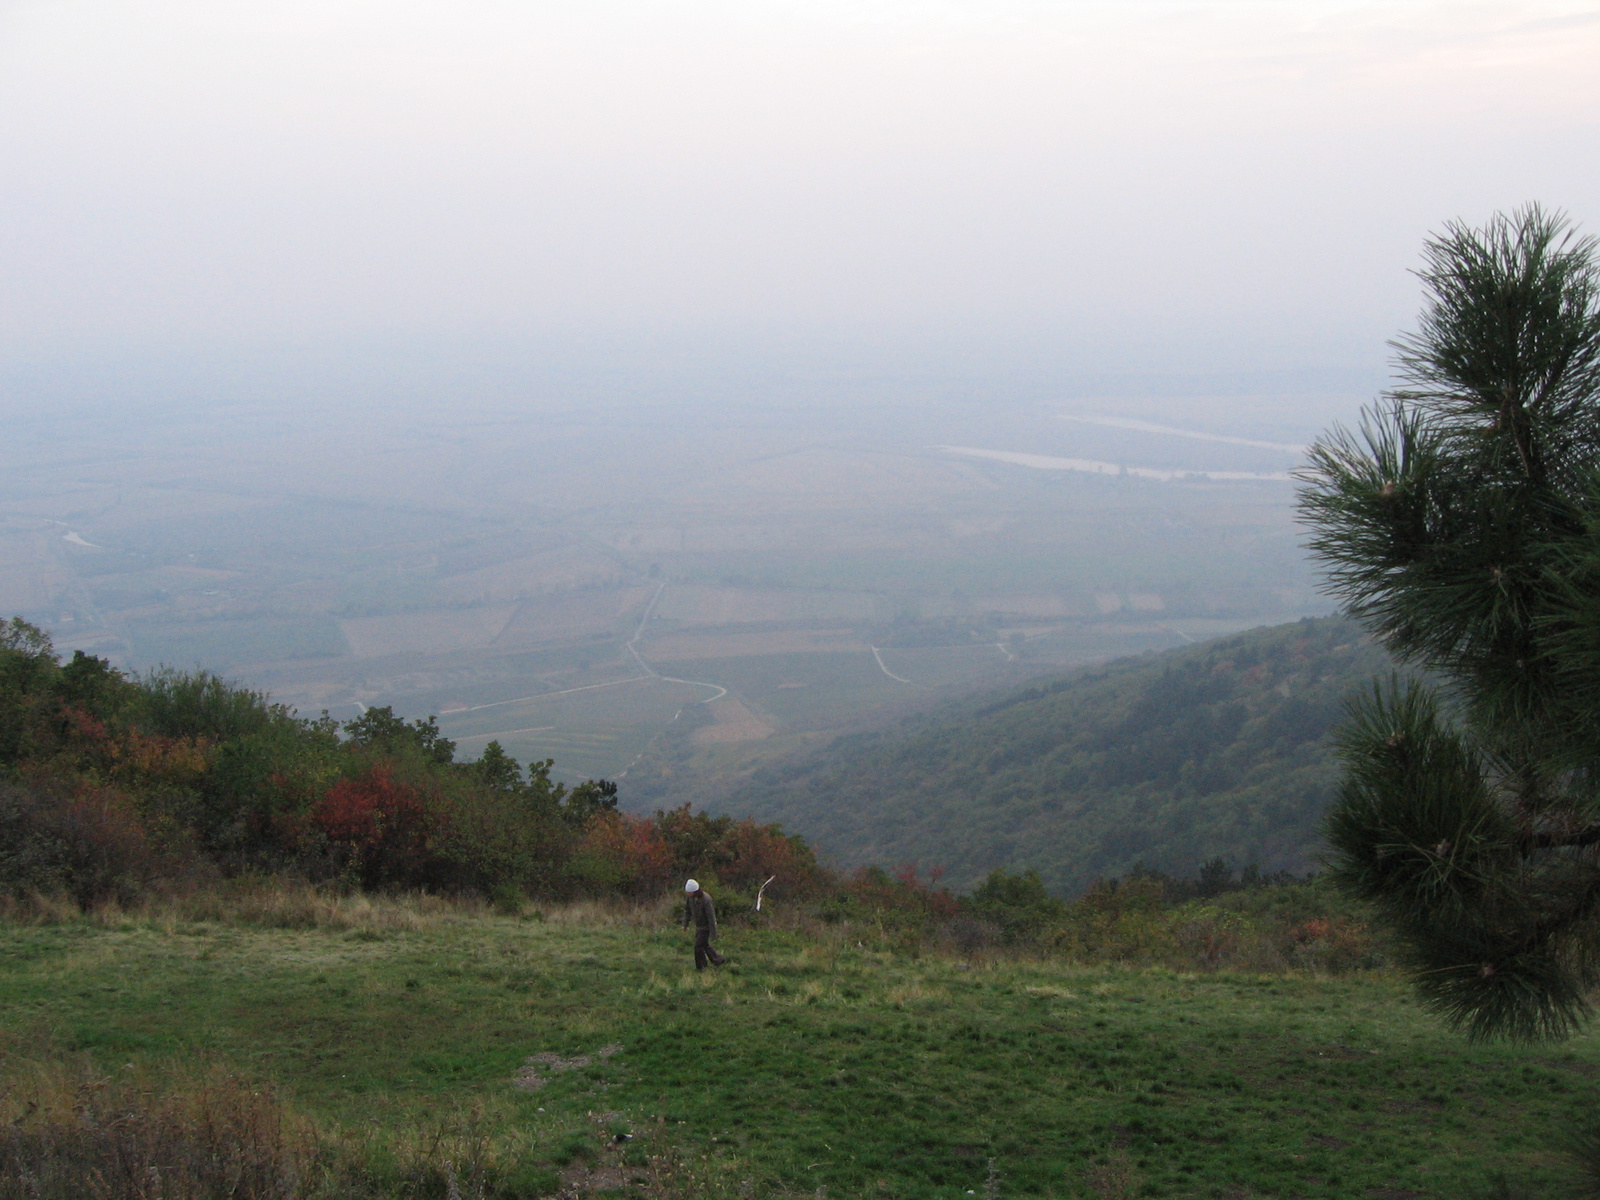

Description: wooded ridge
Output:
[713,617,1398,894]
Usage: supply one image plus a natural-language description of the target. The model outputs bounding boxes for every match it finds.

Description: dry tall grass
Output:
[0,1053,324,1200]
[0,880,1386,984]
[0,1044,575,1200]
[0,878,683,936]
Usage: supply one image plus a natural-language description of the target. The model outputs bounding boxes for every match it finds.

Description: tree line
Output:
[0,618,824,909]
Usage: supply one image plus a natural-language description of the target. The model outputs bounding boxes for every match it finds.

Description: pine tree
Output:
[1299,205,1600,1042]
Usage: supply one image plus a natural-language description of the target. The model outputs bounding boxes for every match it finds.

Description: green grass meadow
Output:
[3,901,1594,1198]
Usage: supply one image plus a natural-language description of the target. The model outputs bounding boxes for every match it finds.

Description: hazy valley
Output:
[6,3,1596,1194]
[3,360,1341,807]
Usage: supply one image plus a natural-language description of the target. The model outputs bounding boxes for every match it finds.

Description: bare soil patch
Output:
[690,697,778,745]
[513,1044,622,1091]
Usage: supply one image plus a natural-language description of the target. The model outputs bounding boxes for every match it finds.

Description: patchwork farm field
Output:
[649,651,905,729]
[3,899,1593,1198]
[437,676,712,781]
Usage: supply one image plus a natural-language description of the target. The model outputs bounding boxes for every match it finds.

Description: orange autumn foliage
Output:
[573,811,674,899]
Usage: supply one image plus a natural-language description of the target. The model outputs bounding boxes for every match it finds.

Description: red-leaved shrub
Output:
[311,765,437,887]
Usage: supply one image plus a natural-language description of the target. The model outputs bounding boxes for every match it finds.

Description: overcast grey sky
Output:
[1,1,1596,380]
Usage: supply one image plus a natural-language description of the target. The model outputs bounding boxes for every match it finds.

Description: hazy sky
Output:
[2,1,1597,378]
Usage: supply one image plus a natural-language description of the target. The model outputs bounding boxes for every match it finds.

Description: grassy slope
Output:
[2,904,1590,1198]
[708,618,1397,894]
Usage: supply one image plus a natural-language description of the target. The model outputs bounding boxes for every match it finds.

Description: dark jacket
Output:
[684,890,717,937]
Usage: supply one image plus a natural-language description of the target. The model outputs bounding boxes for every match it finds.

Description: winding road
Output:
[626,583,729,702]
[870,644,914,684]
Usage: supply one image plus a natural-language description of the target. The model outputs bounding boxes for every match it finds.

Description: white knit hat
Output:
[685,879,700,893]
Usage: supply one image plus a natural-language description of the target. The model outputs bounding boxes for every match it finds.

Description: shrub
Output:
[138,668,283,743]
[1041,872,1388,972]
[489,881,525,915]
[1051,882,1177,964]
[1168,906,1247,970]
[569,811,673,899]
[310,764,438,889]
[0,781,163,906]
[111,728,211,790]
[968,867,1067,945]
[942,915,1002,955]
[828,864,960,935]
[430,784,571,897]
[653,804,827,903]
[714,817,828,898]
[1286,915,1381,972]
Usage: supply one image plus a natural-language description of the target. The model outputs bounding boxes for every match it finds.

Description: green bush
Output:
[489,882,524,916]
[968,867,1067,945]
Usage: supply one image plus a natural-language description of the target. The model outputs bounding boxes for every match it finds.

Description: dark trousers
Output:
[694,928,725,970]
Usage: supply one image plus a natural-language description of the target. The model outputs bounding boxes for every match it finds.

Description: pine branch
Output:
[1517,870,1600,960]
[1522,825,1600,851]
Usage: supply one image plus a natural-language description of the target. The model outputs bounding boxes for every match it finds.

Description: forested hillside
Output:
[713,617,1397,894]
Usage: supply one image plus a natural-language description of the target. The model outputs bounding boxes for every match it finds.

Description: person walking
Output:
[683,879,725,970]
